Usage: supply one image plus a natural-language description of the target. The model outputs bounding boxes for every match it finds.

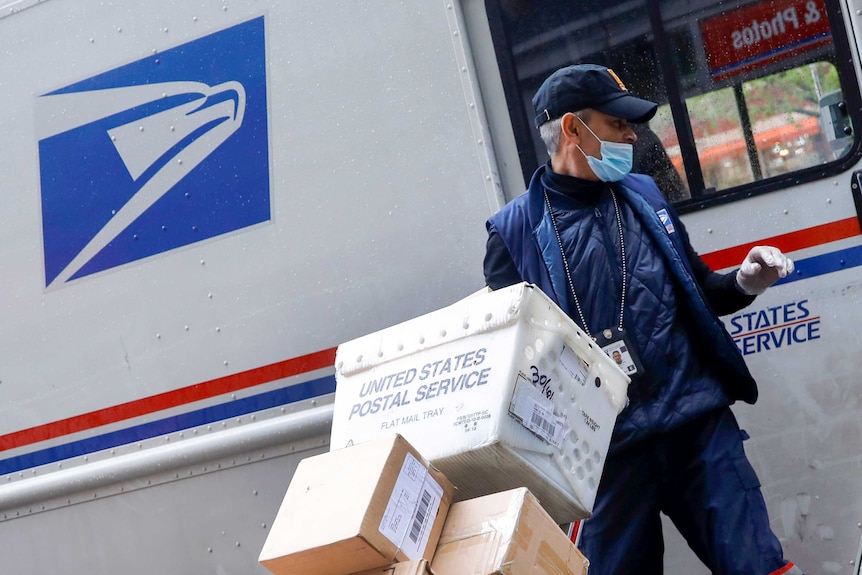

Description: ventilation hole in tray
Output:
[524,346,534,361]
[462,320,470,330]
[440,329,447,338]
[377,351,384,358]
[573,447,583,462]
[535,338,545,354]
[592,450,602,465]
[397,343,404,351]
[576,466,586,481]
[484,313,493,322]
[419,336,425,344]
[588,477,597,492]
[581,441,591,456]
[562,455,574,471]
[356,355,363,363]
[584,458,594,473]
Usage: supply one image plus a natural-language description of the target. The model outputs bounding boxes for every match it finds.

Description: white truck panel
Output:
[0,1,496,572]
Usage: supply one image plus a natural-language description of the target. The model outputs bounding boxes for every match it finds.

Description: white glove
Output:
[735,246,795,295]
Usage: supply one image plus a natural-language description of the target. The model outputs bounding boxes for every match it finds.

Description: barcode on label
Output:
[409,488,432,543]
[526,400,565,448]
[380,453,444,560]
[531,404,556,437]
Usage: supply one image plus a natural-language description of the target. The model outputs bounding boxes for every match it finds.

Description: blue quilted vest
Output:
[487,166,757,445]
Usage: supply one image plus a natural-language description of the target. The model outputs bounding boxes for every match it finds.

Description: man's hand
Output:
[735,246,795,295]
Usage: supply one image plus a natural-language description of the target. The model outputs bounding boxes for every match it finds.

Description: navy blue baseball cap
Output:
[532,64,658,127]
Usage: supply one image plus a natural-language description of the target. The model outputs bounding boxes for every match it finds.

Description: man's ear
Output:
[561,113,581,142]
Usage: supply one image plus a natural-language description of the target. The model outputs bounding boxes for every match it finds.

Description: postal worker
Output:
[483,63,801,575]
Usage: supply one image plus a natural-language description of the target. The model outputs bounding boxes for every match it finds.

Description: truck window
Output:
[486,0,860,208]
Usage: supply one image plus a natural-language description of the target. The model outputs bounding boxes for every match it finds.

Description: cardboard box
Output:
[259,434,454,575]
[431,488,590,575]
[331,282,629,523]
[352,559,436,575]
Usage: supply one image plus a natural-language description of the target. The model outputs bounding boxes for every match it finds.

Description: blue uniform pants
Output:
[578,408,799,575]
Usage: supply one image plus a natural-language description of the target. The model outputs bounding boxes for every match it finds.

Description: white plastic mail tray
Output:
[331,282,630,522]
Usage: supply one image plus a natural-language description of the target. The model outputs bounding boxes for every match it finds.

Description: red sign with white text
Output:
[700,0,832,80]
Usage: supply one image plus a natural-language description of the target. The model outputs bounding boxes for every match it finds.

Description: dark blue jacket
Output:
[485,165,757,447]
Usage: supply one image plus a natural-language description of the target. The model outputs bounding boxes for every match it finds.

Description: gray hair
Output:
[538,110,592,156]
[539,118,563,157]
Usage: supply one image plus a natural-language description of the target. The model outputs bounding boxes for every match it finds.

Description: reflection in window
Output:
[673,63,843,192]
[688,87,754,191]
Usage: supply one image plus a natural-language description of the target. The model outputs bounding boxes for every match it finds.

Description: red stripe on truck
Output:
[0,347,337,451]
[700,217,861,270]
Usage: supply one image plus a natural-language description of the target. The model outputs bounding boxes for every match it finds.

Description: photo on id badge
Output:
[604,340,637,375]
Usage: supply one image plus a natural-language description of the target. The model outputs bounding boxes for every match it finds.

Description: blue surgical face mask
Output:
[576,117,633,182]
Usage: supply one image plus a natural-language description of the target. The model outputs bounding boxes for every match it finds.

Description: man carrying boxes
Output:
[483,63,800,575]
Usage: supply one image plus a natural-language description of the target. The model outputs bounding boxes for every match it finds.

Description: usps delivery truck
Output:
[0,0,860,573]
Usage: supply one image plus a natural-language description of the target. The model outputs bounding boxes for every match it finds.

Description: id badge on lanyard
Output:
[595,327,643,379]
[545,188,643,380]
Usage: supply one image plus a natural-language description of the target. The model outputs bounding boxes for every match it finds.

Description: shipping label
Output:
[559,345,589,386]
[379,453,444,560]
[508,372,568,447]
